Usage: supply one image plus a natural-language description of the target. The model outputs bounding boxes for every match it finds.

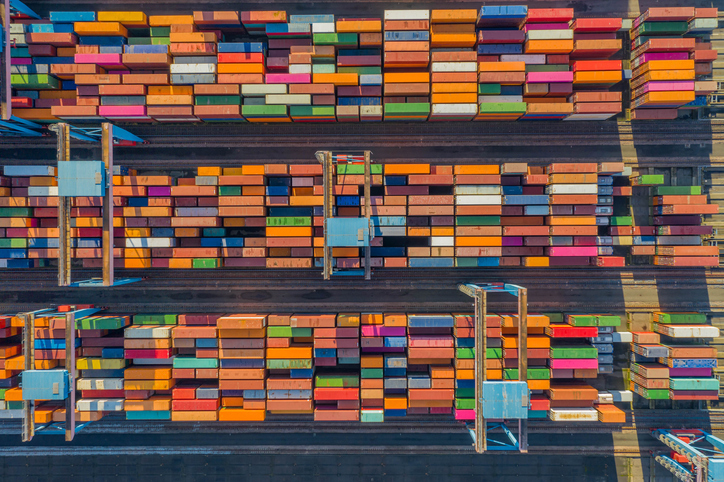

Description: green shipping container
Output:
[173,357,219,369]
[193,258,219,268]
[487,348,503,359]
[313,33,358,46]
[337,164,383,175]
[384,103,431,115]
[0,207,33,217]
[642,388,669,400]
[456,216,501,226]
[312,64,336,74]
[150,27,171,36]
[0,239,27,248]
[133,314,177,325]
[478,84,502,95]
[456,388,475,398]
[266,359,313,369]
[315,374,360,387]
[289,106,335,117]
[549,346,598,359]
[338,66,382,75]
[456,348,474,359]
[11,74,60,89]
[478,102,527,114]
[151,37,171,45]
[526,64,570,72]
[638,21,688,35]
[455,399,476,410]
[218,186,241,196]
[242,105,288,116]
[195,95,241,106]
[669,378,719,391]
[597,315,621,327]
[266,217,312,226]
[656,313,707,324]
[128,37,153,45]
[655,186,701,196]
[610,216,633,226]
[76,316,128,330]
[455,258,478,267]
[503,368,550,380]
[360,410,384,422]
[361,368,383,378]
[566,315,597,326]
[636,175,664,185]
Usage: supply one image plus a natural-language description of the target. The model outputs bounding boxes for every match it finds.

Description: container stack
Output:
[687,9,719,108]
[123,315,176,421]
[217,313,267,421]
[454,164,503,267]
[474,6,527,121]
[428,9,477,121]
[313,313,360,367]
[594,163,630,268]
[520,8,574,120]
[652,186,719,267]
[265,313,314,415]
[171,320,219,421]
[406,314,455,416]
[335,16,383,122]
[502,163,548,267]
[380,313,408,419]
[359,313,386,421]
[630,8,697,120]
[566,17,623,121]
[539,163,600,267]
[0,314,22,417]
[452,314,475,421]
[76,314,130,422]
[630,331,670,401]
[653,312,720,401]
[502,313,551,398]
[383,10,431,121]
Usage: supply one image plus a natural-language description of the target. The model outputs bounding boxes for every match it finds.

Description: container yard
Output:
[0,2,724,482]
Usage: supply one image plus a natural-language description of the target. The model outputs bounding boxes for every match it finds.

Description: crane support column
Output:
[53,124,72,286]
[102,123,114,286]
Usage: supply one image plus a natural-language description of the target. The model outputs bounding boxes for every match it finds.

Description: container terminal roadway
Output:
[0,267,722,313]
[2,122,723,168]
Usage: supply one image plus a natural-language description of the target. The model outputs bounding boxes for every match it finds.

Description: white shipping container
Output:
[384,10,429,20]
[125,237,176,248]
[170,63,216,74]
[430,236,454,247]
[526,29,574,40]
[655,235,702,246]
[289,64,312,74]
[76,399,124,411]
[611,331,633,343]
[242,84,288,96]
[312,22,335,33]
[9,23,25,34]
[611,390,633,403]
[545,184,598,194]
[479,95,523,103]
[194,176,218,185]
[431,103,477,114]
[597,391,614,404]
[431,61,477,72]
[27,186,58,196]
[656,324,720,338]
[455,185,501,195]
[76,378,124,390]
[375,226,406,236]
[265,94,312,105]
[10,34,27,46]
[361,105,382,116]
[174,207,219,217]
[124,326,173,339]
[549,408,598,422]
[688,18,718,31]
[500,54,546,64]
[360,74,383,85]
[455,194,502,205]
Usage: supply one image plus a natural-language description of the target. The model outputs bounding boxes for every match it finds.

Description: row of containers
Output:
[0,309,717,424]
[0,161,718,270]
[8,6,719,123]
